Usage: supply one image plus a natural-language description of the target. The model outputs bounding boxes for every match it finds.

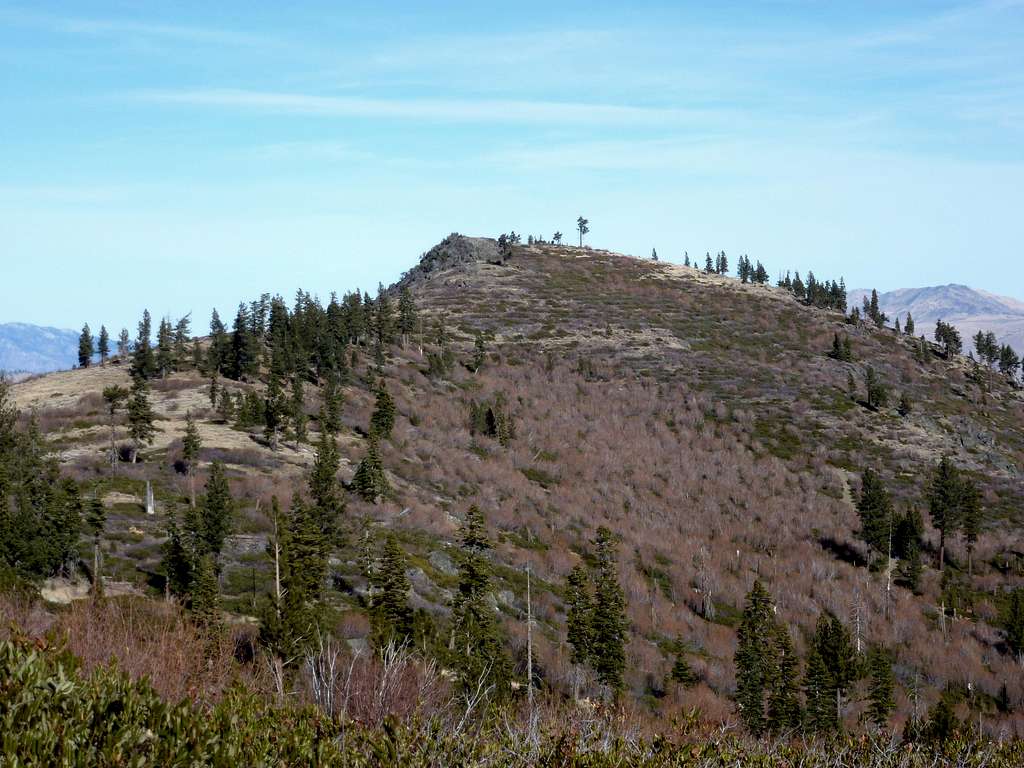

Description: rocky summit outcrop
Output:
[398,233,501,287]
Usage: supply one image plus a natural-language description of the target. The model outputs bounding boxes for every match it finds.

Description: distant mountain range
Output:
[849,284,1024,354]
[0,323,80,376]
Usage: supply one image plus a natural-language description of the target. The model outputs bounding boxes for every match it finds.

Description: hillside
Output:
[0,321,81,374]
[849,285,1024,355]
[5,235,1024,741]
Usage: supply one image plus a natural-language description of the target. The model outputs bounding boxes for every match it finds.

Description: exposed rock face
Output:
[428,550,458,576]
[398,234,500,288]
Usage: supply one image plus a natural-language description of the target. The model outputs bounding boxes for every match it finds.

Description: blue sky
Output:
[2,1,1023,331]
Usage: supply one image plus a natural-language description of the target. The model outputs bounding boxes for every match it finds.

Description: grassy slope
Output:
[12,238,1024,733]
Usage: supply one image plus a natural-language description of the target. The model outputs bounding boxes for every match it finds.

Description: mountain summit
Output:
[849,284,1024,352]
[4,236,1024,750]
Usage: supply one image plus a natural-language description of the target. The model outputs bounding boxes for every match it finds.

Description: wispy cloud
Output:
[0,8,271,48]
[129,88,724,126]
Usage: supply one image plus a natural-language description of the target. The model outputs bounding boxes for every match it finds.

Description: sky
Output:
[2,1,1023,331]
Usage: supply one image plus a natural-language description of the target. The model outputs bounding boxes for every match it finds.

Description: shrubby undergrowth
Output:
[2,633,1023,767]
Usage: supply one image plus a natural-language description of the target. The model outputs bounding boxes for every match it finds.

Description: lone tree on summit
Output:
[78,324,93,369]
[577,217,589,247]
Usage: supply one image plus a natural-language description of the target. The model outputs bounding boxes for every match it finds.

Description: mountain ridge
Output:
[0,321,81,375]
[848,284,1024,353]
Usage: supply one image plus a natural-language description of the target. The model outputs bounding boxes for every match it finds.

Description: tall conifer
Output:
[590,527,628,696]
[98,326,110,366]
[78,324,93,368]
[734,580,776,734]
[929,456,961,570]
[450,505,510,696]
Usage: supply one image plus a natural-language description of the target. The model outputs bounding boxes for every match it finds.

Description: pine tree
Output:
[321,374,343,434]
[669,637,698,688]
[803,646,834,732]
[351,438,389,503]
[162,510,195,598]
[829,333,843,360]
[704,252,714,274]
[929,456,962,571]
[217,387,235,423]
[97,325,110,366]
[1002,587,1024,661]
[289,376,307,446]
[370,533,413,648]
[374,283,396,350]
[904,312,915,336]
[190,553,222,629]
[472,332,486,372]
[735,580,776,734]
[924,697,960,744]
[78,324,93,368]
[181,411,202,508]
[230,303,258,380]
[828,333,853,362]
[810,611,859,730]
[156,317,174,378]
[126,375,156,463]
[101,384,128,465]
[767,624,802,731]
[369,382,396,440]
[999,344,1021,380]
[173,315,192,368]
[934,320,963,359]
[960,477,982,576]
[792,272,806,300]
[754,261,768,284]
[117,327,131,358]
[260,495,328,663]
[207,309,229,375]
[894,506,925,593]
[917,335,930,364]
[590,526,628,696]
[867,289,886,327]
[85,497,106,595]
[131,310,155,380]
[199,461,232,559]
[865,366,888,409]
[737,255,750,283]
[577,216,589,247]
[450,505,510,697]
[398,287,417,347]
[866,646,895,730]
[857,468,893,566]
[565,564,593,668]
[263,369,287,451]
[308,429,344,543]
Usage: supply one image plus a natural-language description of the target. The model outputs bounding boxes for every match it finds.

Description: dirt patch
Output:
[41,577,142,605]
